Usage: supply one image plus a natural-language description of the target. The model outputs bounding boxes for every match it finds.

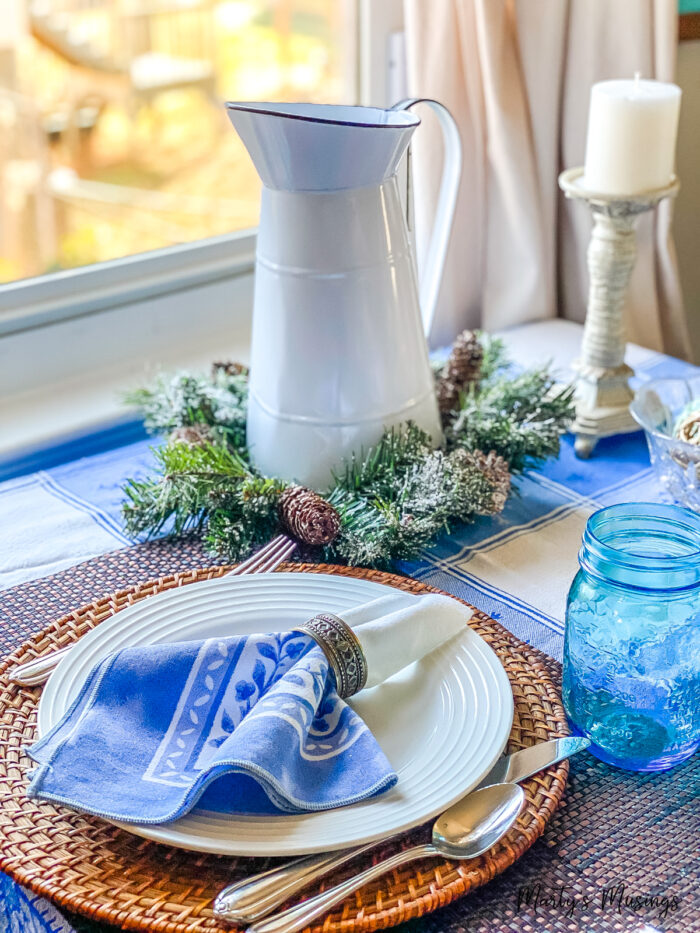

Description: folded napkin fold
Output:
[27,592,470,822]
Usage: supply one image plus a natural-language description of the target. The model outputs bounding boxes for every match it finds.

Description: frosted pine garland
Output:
[122,334,574,568]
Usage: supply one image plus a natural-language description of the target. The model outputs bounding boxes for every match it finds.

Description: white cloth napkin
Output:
[344,593,472,688]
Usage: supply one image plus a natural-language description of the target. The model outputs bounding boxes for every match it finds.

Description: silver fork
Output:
[9,534,297,687]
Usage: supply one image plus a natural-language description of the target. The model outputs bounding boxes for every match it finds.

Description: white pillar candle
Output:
[582,76,681,196]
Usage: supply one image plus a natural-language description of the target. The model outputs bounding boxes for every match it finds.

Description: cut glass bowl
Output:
[630,376,700,513]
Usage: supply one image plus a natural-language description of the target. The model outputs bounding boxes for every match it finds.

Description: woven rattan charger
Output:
[0,564,570,933]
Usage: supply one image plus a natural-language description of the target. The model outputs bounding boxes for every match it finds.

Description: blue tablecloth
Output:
[1,331,697,931]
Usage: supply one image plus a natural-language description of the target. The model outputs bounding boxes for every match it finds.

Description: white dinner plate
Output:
[38,572,513,856]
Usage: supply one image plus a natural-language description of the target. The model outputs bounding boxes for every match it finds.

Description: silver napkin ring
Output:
[292,612,368,699]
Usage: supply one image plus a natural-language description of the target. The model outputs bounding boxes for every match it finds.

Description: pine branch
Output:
[323,491,408,569]
[122,441,249,539]
[206,475,288,560]
[477,332,509,383]
[448,370,575,472]
[124,369,249,449]
[323,445,507,568]
[400,448,502,523]
[333,423,434,500]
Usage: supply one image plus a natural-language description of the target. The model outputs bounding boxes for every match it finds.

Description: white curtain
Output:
[404,0,690,359]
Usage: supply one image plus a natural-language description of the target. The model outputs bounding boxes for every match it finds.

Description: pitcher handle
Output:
[390,98,462,337]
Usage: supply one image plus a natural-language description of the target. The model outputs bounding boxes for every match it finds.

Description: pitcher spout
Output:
[226,101,419,192]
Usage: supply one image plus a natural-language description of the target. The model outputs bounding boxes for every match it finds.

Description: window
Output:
[0,0,357,286]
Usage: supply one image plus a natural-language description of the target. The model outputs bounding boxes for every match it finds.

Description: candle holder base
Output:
[571,360,639,457]
[572,417,640,459]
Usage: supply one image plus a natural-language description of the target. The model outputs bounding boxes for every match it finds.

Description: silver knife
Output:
[476,736,589,788]
[213,735,590,924]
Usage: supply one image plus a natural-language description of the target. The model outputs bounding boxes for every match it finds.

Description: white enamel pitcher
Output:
[226,100,461,489]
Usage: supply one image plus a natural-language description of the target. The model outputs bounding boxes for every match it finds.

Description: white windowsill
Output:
[0,232,256,468]
[3,344,253,464]
[0,231,255,336]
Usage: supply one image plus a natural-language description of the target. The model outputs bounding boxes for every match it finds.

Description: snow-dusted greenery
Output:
[122,338,573,568]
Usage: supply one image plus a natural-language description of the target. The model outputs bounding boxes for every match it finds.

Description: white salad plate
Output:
[38,572,513,856]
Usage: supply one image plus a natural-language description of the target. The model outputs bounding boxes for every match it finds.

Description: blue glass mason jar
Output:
[563,502,700,771]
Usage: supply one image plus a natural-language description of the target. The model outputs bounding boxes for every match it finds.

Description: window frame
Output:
[0,229,255,337]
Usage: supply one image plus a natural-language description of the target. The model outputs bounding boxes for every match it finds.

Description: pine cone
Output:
[436,330,484,414]
[279,486,341,546]
[169,424,214,447]
[212,360,249,378]
[676,409,700,446]
[467,449,511,513]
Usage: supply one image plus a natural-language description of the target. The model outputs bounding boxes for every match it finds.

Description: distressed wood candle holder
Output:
[558,167,680,458]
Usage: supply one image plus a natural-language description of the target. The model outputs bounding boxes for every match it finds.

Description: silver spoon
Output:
[243,782,524,933]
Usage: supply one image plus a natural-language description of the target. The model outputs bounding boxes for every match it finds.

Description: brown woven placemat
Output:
[1,546,698,933]
[0,561,569,933]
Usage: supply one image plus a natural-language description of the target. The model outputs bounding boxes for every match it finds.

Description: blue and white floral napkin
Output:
[26,592,469,822]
